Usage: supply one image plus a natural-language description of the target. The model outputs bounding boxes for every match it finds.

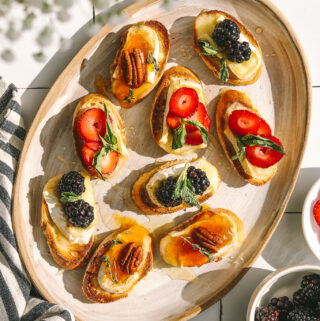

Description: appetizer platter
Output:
[12,0,311,320]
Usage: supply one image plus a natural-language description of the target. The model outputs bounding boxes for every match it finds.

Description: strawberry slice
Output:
[85,141,103,152]
[101,151,119,174]
[185,130,203,145]
[228,110,260,136]
[82,145,96,168]
[257,117,271,136]
[166,112,182,129]
[169,87,199,118]
[313,200,320,227]
[185,102,207,132]
[246,135,284,168]
[203,115,211,132]
[77,108,106,142]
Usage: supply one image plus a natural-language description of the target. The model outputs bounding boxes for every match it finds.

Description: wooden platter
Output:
[12,0,311,320]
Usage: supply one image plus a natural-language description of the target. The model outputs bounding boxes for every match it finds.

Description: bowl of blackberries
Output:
[247,265,320,321]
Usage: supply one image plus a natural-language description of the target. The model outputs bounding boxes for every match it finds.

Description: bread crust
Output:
[82,228,153,303]
[216,89,277,185]
[40,177,95,270]
[150,65,207,155]
[160,207,244,267]
[72,93,128,179]
[111,20,170,108]
[193,10,263,85]
[132,158,221,214]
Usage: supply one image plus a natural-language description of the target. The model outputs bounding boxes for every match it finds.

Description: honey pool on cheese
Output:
[43,172,98,244]
[195,12,262,80]
[97,225,152,294]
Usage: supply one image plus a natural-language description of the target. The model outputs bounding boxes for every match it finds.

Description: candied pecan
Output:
[119,242,143,274]
[192,226,223,253]
[121,48,146,88]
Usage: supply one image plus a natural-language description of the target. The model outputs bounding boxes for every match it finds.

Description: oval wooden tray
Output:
[12,0,311,320]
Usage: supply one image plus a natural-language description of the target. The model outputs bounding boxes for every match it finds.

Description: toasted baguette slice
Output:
[150,66,209,155]
[216,89,277,185]
[83,224,153,303]
[132,158,221,215]
[110,20,169,108]
[40,172,98,270]
[160,207,244,267]
[194,10,263,85]
[72,93,128,179]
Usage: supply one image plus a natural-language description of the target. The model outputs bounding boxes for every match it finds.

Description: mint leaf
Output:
[241,134,286,154]
[172,164,200,209]
[60,192,82,203]
[232,136,246,160]
[185,120,208,144]
[172,119,186,150]
[198,40,219,56]
[103,104,117,145]
[219,57,229,83]
[92,147,107,180]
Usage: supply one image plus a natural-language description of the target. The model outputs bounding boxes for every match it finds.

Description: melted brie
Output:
[146,159,220,208]
[159,77,206,151]
[113,24,162,84]
[224,102,276,178]
[195,12,262,80]
[43,172,98,244]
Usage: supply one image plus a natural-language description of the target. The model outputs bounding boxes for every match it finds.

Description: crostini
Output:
[132,158,220,215]
[150,66,211,155]
[160,207,244,267]
[216,89,285,185]
[111,20,169,108]
[41,171,98,270]
[194,10,263,85]
[82,224,153,303]
[73,93,128,180]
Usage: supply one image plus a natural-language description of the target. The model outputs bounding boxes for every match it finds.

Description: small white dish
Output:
[246,265,320,321]
[302,177,320,261]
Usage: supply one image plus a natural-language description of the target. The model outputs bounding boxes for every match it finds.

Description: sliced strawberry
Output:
[82,145,96,168]
[85,141,103,152]
[246,135,284,168]
[185,130,203,145]
[77,108,106,142]
[101,151,119,174]
[169,87,199,118]
[228,110,260,136]
[257,117,271,136]
[166,112,182,129]
[185,102,207,132]
[203,114,211,132]
[313,200,320,227]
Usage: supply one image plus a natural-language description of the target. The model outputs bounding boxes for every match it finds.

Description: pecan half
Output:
[119,242,143,274]
[192,226,223,253]
[121,48,146,88]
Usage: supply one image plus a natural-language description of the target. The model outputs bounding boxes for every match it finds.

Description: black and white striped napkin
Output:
[0,79,75,321]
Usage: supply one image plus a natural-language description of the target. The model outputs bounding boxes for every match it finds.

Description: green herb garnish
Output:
[197,40,229,83]
[60,192,82,203]
[124,88,135,103]
[172,164,200,208]
[232,134,286,160]
[110,239,123,249]
[103,255,119,283]
[181,236,213,261]
[146,50,160,72]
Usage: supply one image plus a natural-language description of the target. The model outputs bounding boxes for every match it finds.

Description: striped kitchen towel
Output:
[0,79,75,321]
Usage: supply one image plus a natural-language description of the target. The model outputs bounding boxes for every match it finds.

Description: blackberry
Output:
[255,306,280,321]
[287,308,319,321]
[225,41,251,63]
[156,177,182,208]
[64,200,94,228]
[58,171,85,196]
[293,289,310,307]
[212,19,240,48]
[187,166,210,195]
[268,296,293,318]
[301,274,320,302]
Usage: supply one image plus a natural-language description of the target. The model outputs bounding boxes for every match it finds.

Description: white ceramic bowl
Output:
[246,265,320,321]
[302,178,320,261]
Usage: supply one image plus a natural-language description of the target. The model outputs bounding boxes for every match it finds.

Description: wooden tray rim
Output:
[12,0,312,320]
